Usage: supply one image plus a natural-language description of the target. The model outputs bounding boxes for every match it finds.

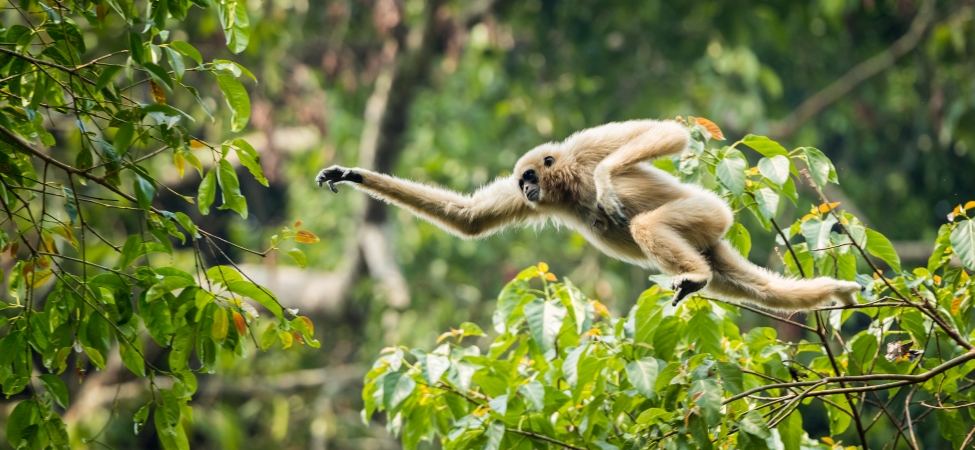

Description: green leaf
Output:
[459,322,484,337]
[129,32,144,64]
[742,134,789,158]
[146,276,195,302]
[119,334,146,377]
[753,187,779,220]
[96,66,123,91]
[173,212,200,239]
[800,215,837,259]
[716,362,743,395]
[119,234,143,268]
[653,316,682,362]
[164,47,186,82]
[197,169,216,215]
[169,41,203,65]
[826,395,851,435]
[6,400,39,448]
[778,410,802,450]
[226,280,284,321]
[484,421,505,450]
[715,154,746,196]
[524,298,567,353]
[865,228,902,273]
[739,410,771,439]
[758,155,791,186]
[39,374,69,408]
[215,1,251,53]
[520,380,545,411]
[625,358,659,398]
[233,138,267,186]
[211,307,229,341]
[133,403,150,435]
[285,248,307,268]
[142,62,174,92]
[84,345,106,370]
[799,147,837,188]
[383,371,416,414]
[206,266,244,285]
[949,219,975,271]
[154,404,190,450]
[216,159,248,218]
[725,223,751,257]
[216,73,250,132]
[114,123,135,156]
[688,413,714,450]
[133,175,155,211]
[424,352,450,384]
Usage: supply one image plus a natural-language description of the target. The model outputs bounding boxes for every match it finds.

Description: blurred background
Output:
[13,0,975,448]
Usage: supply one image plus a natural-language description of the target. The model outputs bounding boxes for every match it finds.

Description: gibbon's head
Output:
[513,144,564,204]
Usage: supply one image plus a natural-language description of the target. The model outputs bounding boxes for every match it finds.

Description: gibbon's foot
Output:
[596,190,629,227]
[316,165,363,193]
[671,275,708,306]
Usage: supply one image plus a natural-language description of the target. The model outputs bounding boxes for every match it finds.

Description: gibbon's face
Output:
[514,145,560,204]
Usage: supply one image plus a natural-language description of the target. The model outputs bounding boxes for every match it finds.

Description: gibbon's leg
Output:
[591,120,690,226]
[629,196,732,306]
[316,166,537,238]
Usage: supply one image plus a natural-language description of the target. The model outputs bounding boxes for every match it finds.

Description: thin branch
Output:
[725,350,975,403]
[506,428,585,450]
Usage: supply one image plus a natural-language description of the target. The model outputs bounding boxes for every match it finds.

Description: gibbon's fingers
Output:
[596,190,628,227]
[316,166,364,192]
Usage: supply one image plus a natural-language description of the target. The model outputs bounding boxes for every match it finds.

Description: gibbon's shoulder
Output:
[562,119,676,150]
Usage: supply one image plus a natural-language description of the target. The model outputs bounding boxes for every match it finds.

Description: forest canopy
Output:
[1,0,974,449]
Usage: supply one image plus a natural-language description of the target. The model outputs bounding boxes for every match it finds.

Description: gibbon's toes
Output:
[671,276,708,307]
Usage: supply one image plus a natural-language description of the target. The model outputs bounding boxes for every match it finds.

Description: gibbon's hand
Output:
[316,165,364,193]
[593,165,628,227]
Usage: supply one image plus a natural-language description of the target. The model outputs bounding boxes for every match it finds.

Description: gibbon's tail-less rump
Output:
[316,118,862,311]
[706,240,861,311]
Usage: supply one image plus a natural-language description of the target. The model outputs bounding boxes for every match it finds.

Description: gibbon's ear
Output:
[544,156,555,167]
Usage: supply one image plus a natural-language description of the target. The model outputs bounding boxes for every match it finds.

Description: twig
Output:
[506,428,585,450]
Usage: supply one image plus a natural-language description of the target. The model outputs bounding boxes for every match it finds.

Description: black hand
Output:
[315,166,363,192]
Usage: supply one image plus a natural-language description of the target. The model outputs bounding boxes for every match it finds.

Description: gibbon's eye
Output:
[544,156,555,167]
[522,169,538,183]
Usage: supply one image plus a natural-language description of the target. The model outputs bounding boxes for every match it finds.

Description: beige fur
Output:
[316,119,860,311]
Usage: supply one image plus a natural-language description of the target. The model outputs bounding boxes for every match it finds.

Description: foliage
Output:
[0,0,317,448]
[364,121,975,449]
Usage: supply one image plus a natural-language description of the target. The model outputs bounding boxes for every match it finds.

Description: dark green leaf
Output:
[39,374,69,408]
[133,175,155,211]
[216,159,248,218]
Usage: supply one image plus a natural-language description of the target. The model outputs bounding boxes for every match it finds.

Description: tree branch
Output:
[768,0,940,137]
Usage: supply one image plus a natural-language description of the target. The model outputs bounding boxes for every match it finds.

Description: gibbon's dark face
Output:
[515,148,558,203]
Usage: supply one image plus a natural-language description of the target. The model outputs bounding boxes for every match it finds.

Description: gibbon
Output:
[316,119,861,311]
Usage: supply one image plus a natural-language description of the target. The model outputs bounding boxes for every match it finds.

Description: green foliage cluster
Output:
[364,123,975,449]
[0,0,317,448]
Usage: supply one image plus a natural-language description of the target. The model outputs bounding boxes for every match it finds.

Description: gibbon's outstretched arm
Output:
[586,120,691,226]
[316,166,537,238]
